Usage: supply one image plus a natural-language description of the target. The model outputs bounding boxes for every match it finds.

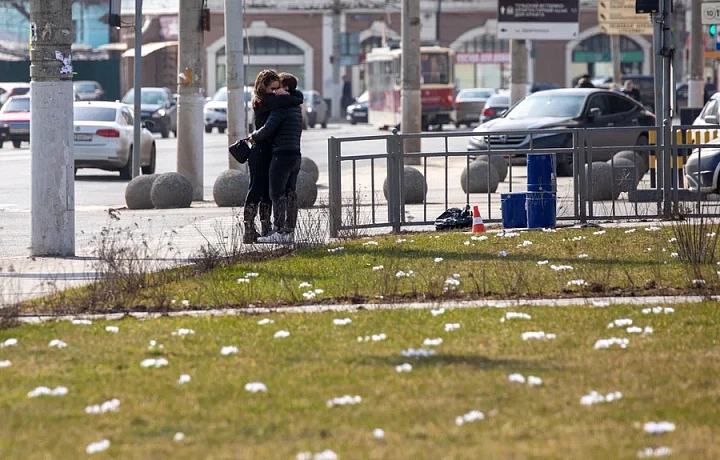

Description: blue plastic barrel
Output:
[527,153,556,192]
[526,191,557,229]
[501,192,527,229]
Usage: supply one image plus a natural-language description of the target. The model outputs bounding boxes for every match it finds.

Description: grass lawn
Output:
[29,225,719,313]
[1,302,718,458]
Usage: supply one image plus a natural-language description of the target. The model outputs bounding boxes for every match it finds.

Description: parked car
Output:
[121,87,177,138]
[527,82,559,93]
[0,95,30,149]
[73,80,105,101]
[346,90,369,124]
[454,88,495,128]
[674,82,716,111]
[685,93,720,193]
[0,82,30,106]
[204,86,255,134]
[303,90,329,128]
[480,92,509,124]
[467,88,656,176]
[73,101,156,180]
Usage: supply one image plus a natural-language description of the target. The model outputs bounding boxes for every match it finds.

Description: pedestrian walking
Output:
[248,72,305,245]
[242,69,303,244]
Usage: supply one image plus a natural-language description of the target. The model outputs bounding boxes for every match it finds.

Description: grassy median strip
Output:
[0,302,718,457]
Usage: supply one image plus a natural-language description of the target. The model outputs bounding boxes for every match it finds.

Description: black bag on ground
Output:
[435,205,472,231]
[229,138,251,164]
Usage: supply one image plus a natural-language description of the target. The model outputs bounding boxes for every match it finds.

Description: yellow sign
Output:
[598,0,654,35]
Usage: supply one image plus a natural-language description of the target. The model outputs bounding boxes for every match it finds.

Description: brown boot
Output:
[243,203,259,244]
[258,202,272,237]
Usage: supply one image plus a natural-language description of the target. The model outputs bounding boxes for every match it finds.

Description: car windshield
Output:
[75,83,98,92]
[460,90,493,99]
[74,106,117,122]
[487,95,509,106]
[421,53,450,84]
[2,98,30,112]
[506,95,585,119]
[122,90,166,105]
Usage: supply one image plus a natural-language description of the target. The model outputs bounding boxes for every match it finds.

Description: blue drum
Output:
[526,191,557,229]
[501,193,527,229]
[527,153,556,192]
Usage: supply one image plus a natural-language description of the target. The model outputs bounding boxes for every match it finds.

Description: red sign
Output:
[455,52,511,64]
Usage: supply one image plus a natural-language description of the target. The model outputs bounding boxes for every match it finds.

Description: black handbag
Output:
[228,137,251,164]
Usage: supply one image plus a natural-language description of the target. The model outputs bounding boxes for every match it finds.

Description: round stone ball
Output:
[300,156,320,183]
[460,160,500,194]
[607,157,641,193]
[586,161,615,201]
[296,170,318,208]
[613,150,648,178]
[125,174,159,210]
[150,172,194,209]
[383,167,428,204]
[475,154,508,182]
[213,169,250,207]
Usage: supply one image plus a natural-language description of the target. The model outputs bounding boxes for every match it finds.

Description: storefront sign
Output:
[456,52,511,64]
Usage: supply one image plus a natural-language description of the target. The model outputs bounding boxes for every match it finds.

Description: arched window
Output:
[571,35,643,76]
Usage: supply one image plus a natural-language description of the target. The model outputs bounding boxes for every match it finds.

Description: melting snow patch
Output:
[237,278,250,283]
[1,338,18,347]
[172,328,195,336]
[0,360,11,368]
[178,374,192,385]
[327,246,345,253]
[373,428,385,439]
[594,338,629,349]
[571,236,586,241]
[644,421,676,434]
[181,300,190,307]
[148,340,164,350]
[430,308,445,316]
[521,331,557,341]
[395,363,413,373]
[140,358,168,368]
[220,346,238,356]
[498,250,509,257]
[274,330,290,339]
[551,264,573,271]
[508,374,543,386]
[625,228,637,233]
[591,300,611,308]
[445,323,461,332]
[363,241,379,246]
[593,230,606,235]
[299,282,312,289]
[642,307,674,314]
[327,395,361,407]
[670,252,679,258]
[580,390,623,405]
[527,376,543,386]
[455,410,485,426]
[645,226,661,232]
[173,432,185,442]
[501,312,532,322]
[498,232,519,238]
[542,228,557,232]
[627,326,654,334]
[537,260,549,265]
[608,318,633,328]
[245,382,268,393]
[471,235,488,241]
[246,272,259,277]
[86,439,110,454]
[401,348,437,357]
[508,373,525,383]
[333,318,352,326]
[303,291,317,300]
[28,386,68,398]
[423,338,443,346]
[444,278,460,287]
[258,318,274,325]
[48,339,67,348]
[567,279,588,286]
[372,265,384,271]
[637,447,673,458]
[85,398,120,414]
[434,257,444,263]
[71,319,92,325]
[105,326,119,333]
[296,450,339,460]
[357,333,387,342]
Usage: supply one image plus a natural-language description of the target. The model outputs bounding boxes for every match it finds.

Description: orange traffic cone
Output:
[472,206,486,233]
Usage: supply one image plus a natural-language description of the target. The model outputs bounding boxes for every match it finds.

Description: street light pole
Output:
[29,0,75,256]
[225,0,247,171]
[509,39,527,106]
[688,0,704,107]
[401,0,421,164]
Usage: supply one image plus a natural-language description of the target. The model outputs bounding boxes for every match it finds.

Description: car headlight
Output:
[308,107,314,112]
[152,109,167,118]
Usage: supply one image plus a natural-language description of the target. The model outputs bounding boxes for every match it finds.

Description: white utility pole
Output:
[688,0,704,107]
[132,0,143,178]
[29,0,75,256]
[331,0,342,121]
[225,0,247,171]
[509,39,527,106]
[401,0,421,164]
[177,0,205,200]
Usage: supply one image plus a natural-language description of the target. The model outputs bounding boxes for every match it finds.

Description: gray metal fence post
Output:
[328,137,342,238]
[576,129,588,223]
[386,131,403,233]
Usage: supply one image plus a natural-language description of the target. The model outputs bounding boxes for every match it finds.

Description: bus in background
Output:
[366,46,455,131]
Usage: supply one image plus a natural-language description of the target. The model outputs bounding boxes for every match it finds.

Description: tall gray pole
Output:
[611,34,622,86]
[177,0,205,201]
[331,0,342,121]
[30,0,75,256]
[509,39,527,106]
[688,0,704,107]
[401,0,421,164]
[132,0,143,178]
[225,0,247,171]
[661,0,674,217]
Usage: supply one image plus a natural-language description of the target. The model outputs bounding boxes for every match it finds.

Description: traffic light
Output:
[635,0,659,14]
[711,24,717,37]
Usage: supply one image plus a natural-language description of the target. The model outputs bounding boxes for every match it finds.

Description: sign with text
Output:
[456,52,511,64]
[702,2,720,25]
[598,0,653,35]
[497,0,579,40]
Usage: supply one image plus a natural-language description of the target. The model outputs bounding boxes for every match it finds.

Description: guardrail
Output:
[327,125,720,238]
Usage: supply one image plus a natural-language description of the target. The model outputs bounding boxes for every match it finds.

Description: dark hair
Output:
[278,72,298,91]
[252,69,279,109]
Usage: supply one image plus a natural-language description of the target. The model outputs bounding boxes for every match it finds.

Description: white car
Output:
[204,86,254,134]
[73,101,156,180]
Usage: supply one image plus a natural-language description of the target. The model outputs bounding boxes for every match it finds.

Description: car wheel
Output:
[142,144,156,175]
[205,126,212,134]
[161,127,170,138]
[12,140,21,149]
[218,127,226,134]
[321,117,328,129]
[556,140,574,177]
[455,122,461,128]
[119,148,133,180]
[349,118,357,125]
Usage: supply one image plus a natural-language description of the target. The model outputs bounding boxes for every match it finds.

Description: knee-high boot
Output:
[243,203,259,244]
[258,202,272,237]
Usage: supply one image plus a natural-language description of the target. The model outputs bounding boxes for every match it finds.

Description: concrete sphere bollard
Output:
[475,154,508,182]
[300,156,320,183]
[150,172,194,209]
[614,150,648,178]
[460,160,500,194]
[607,156,640,193]
[383,166,428,204]
[585,161,616,201]
[213,169,250,207]
[296,170,318,208]
[125,174,159,210]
